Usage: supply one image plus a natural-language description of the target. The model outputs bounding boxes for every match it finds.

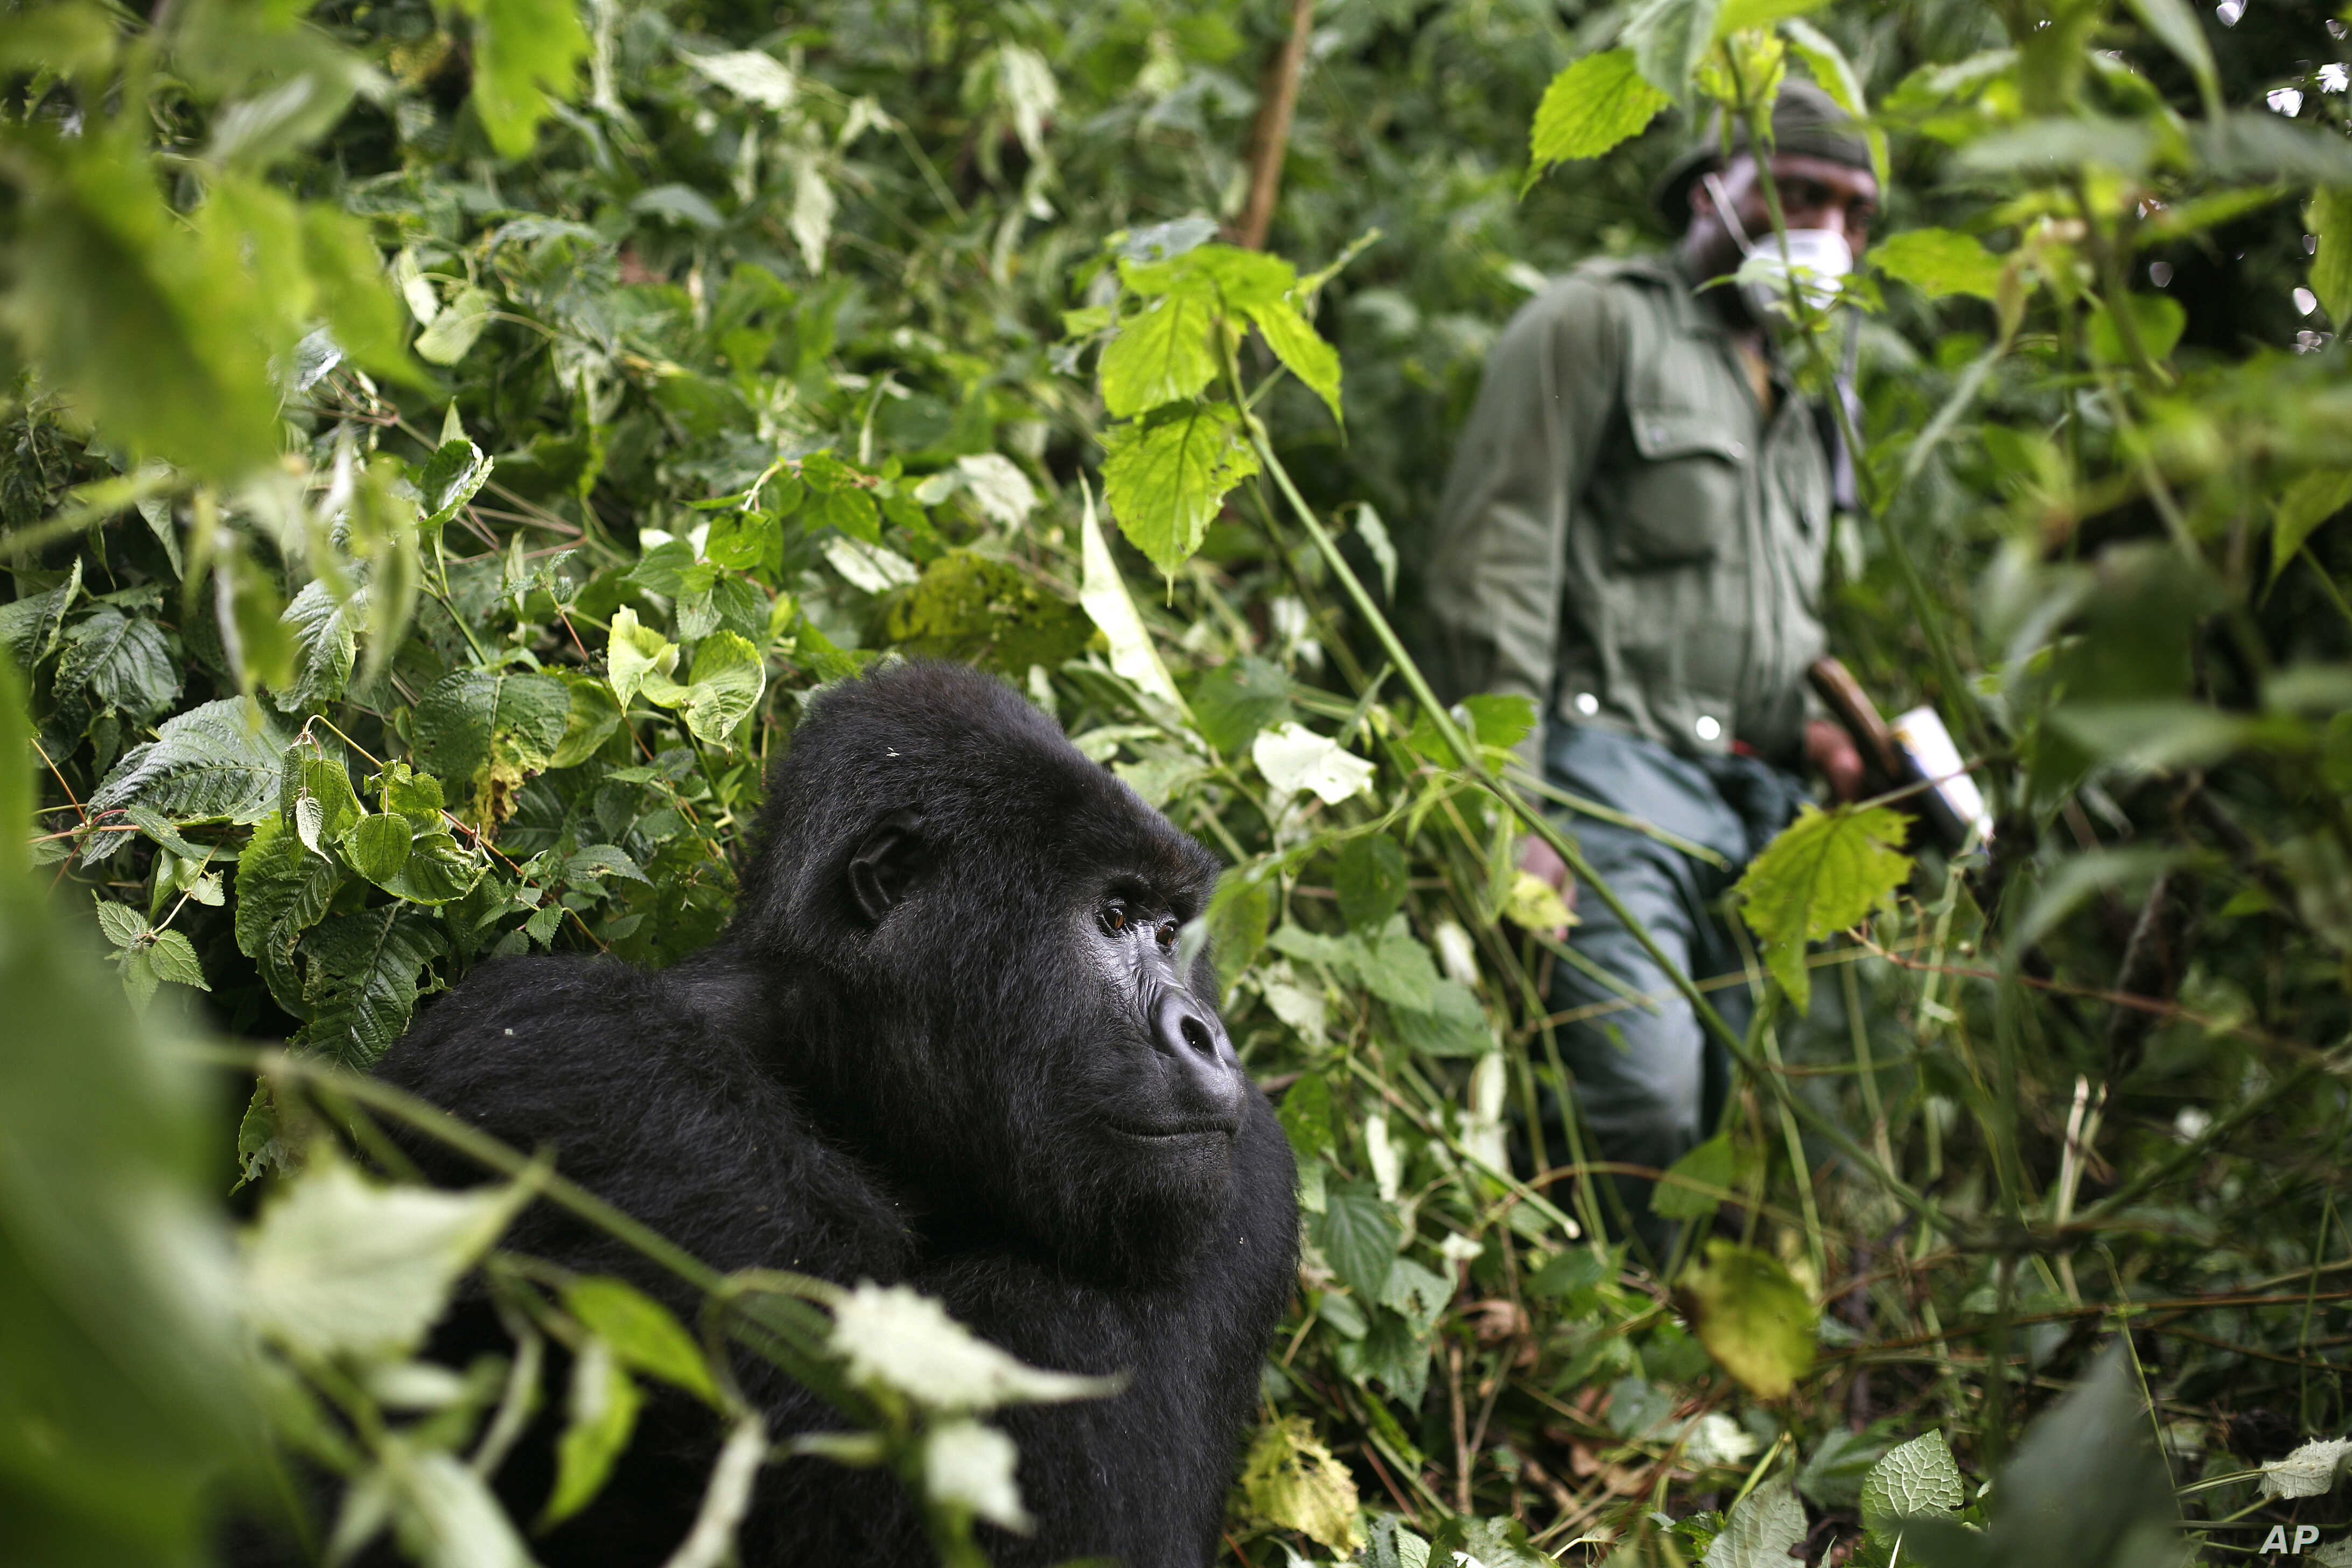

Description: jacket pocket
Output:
[1610,404,1748,570]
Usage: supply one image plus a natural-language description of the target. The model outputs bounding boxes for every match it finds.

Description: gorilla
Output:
[374,661,1299,1565]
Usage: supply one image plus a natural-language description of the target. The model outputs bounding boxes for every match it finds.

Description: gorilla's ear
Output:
[845,809,928,926]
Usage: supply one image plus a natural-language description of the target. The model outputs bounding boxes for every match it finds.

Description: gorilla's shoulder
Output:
[375,953,775,1150]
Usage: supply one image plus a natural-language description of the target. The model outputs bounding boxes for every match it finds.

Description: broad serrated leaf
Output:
[563,1277,720,1406]
[93,896,148,948]
[275,579,360,713]
[1703,1479,1809,1566]
[1734,803,1911,1009]
[565,844,649,884]
[2260,1438,2352,1500]
[241,1152,525,1359]
[1314,1180,1399,1299]
[1624,0,1725,100]
[1675,1239,1818,1398]
[1244,298,1341,426]
[341,811,414,885]
[675,630,765,745]
[447,0,588,156]
[295,905,445,1068]
[413,284,495,365]
[418,439,494,531]
[144,929,209,991]
[57,606,179,722]
[411,669,570,780]
[235,815,342,1013]
[84,699,289,862]
[1873,228,2004,300]
[541,1338,642,1528]
[1529,50,1671,178]
[1860,1429,1965,1541]
[547,673,624,768]
[1334,835,1409,933]
[1099,289,1220,417]
[1240,1416,1363,1553]
[1101,401,1259,582]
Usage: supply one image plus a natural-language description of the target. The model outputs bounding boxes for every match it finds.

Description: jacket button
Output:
[1695,715,1721,741]
[1574,692,1599,716]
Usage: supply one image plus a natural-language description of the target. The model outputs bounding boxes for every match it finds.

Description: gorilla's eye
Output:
[1102,902,1129,935]
[1156,921,1178,950]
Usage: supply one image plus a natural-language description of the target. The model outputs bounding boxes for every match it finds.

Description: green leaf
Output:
[1873,228,2004,300]
[1426,1517,1552,1568]
[1239,1416,1363,1554]
[1206,866,1273,997]
[447,0,589,156]
[283,748,365,854]
[84,699,290,862]
[1314,1180,1400,1299]
[2273,470,2352,581]
[548,674,625,768]
[13,149,278,474]
[294,905,446,1068]
[411,669,571,780]
[1975,1342,2179,1568]
[1674,1239,1817,1398]
[235,815,342,1013]
[562,1277,720,1405]
[1652,1131,1747,1221]
[1190,657,1291,755]
[1334,835,1409,933]
[1624,0,1725,101]
[606,606,682,709]
[414,284,496,365]
[241,1152,527,1360]
[1244,298,1342,426]
[1101,401,1260,582]
[1860,1429,1966,1542]
[93,897,148,949]
[1276,1071,1334,1157]
[377,761,447,829]
[2089,291,2185,365]
[57,607,179,722]
[1703,1479,1809,1567]
[674,630,766,745]
[1387,979,1492,1059]
[419,439,495,531]
[2309,188,2352,327]
[542,1339,643,1527]
[1528,51,1672,179]
[2123,0,2219,113]
[565,844,649,884]
[379,829,482,907]
[341,811,414,885]
[1714,0,1825,28]
[274,580,359,713]
[144,929,208,992]
[1734,803,1912,1009]
[1099,290,1220,418]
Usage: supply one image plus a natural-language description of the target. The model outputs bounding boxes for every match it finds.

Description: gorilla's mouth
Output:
[1108,1117,1240,1142]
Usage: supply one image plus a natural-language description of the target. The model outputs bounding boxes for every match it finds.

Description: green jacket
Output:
[1427,254,1832,776]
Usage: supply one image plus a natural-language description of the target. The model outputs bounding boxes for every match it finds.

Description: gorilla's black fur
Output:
[375,661,1299,1566]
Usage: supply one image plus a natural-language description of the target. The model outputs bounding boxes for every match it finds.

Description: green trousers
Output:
[1539,724,1808,1258]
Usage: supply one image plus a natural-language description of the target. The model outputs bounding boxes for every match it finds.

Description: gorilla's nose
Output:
[1151,992,1243,1121]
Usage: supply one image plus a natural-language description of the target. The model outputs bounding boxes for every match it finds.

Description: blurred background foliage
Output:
[6,0,2352,1563]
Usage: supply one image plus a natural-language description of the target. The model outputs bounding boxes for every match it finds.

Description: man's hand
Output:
[1515,834,1575,941]
[1805,717,1864,801]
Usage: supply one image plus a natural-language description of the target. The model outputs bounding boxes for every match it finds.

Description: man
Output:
[1426,81,1874,1256]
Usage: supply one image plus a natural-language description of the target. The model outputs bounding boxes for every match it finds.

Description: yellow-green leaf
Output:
[1527,50,1671,182]
[1239,1416,1364,1553]
[542,1338,643,1527]
[1101,401,1259,582]
[1244,298,1342,426]
[1675,1239,1817,1399]
[447,0,591,158]
[1734,802,1910,1009]
[563,1277,720,1407]
[1098,289,1219,418]
[1872,228,2003,300]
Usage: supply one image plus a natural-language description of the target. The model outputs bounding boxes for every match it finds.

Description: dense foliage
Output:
[6,0,2352,1564]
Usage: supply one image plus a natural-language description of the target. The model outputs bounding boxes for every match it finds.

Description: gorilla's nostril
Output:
[1180,1013,1214,1055]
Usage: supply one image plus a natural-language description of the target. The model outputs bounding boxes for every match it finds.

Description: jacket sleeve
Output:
[1425,279,1625,776]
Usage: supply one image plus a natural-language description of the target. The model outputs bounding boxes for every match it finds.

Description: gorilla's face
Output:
[1073,874,1244,1186]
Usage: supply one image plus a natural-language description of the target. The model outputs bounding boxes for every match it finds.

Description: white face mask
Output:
[1704,173,1852,318]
